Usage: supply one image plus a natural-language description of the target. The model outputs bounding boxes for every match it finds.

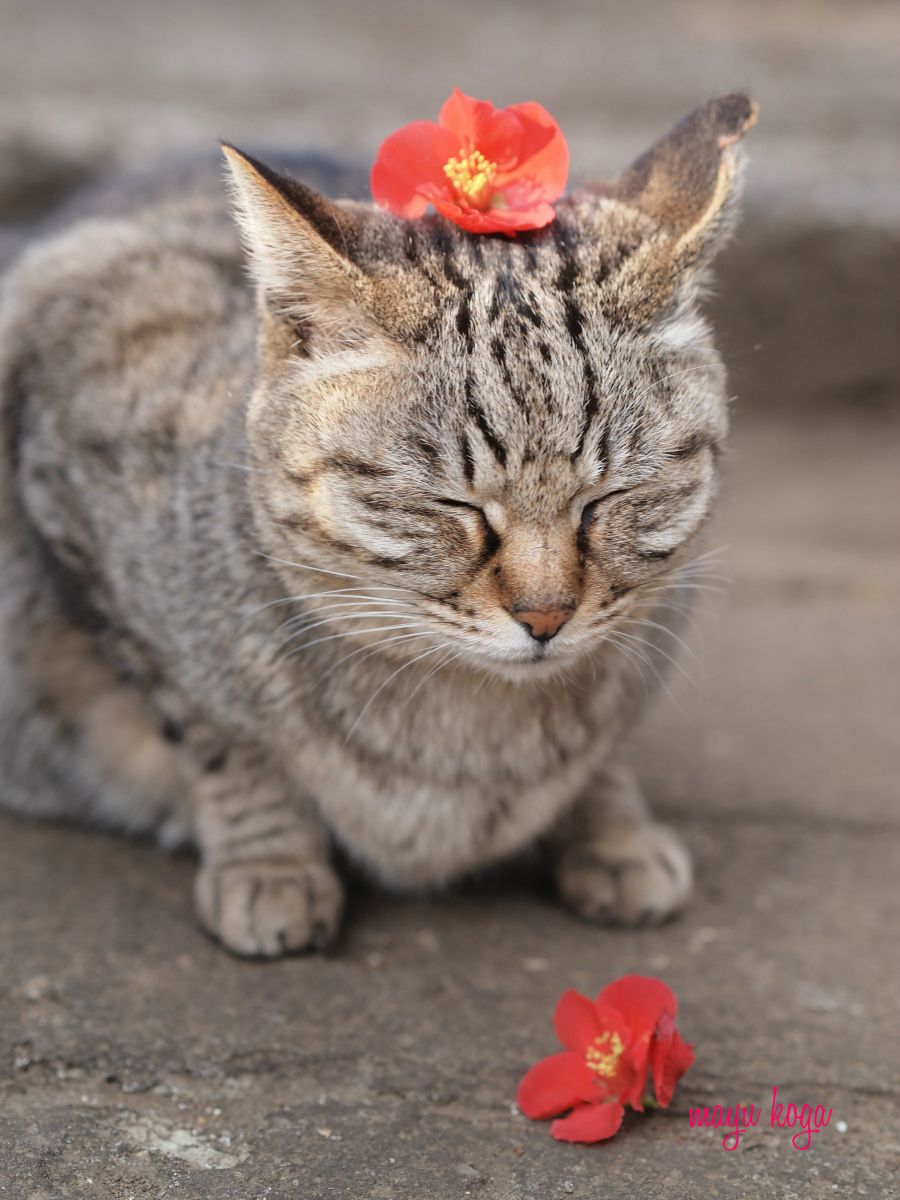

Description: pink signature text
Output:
[689,1086,833,1150]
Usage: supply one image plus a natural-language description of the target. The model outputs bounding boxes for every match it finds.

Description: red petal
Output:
[651,1030,695,1108]
[430,194,557,234]
[438,88,498,147]
[598,976,678,1040]
[370,121,458,218]
[618,1033,652,1111]
[553,990,603,1053]
[551,1101,625,1144]
[437,91,557,178]
[478,202,558,232]
[494,101,569,201]
[497,175,549,210]
[375,91,567,232]
[476,110,526,172]
[516,1052,597,1120]
[574,1004,640,1108]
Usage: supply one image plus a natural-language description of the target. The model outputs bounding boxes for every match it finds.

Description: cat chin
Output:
[465,646,588,685]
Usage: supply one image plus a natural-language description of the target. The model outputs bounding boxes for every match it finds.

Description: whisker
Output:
[685,545,730,564]
[622,615,702,669]
[640,595,696,619]
[282,622,425,662]
[345,642,455,740]
[673,561,730,581]
[403,647,463,705]
[606,631,686,715]
[258,552,367,584]
[672,567,730,584]
[603,632,652,697]
[472,661,493,698]
[277,597,414,636]
[245,585,411,620]
[642,581,725,597]
[631,362,718,406]
[612,628,700,693]
[211,459,261,474]
[278,612,424,651]
[316,630,434,684]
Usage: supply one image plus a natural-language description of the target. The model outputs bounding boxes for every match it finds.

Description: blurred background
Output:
[1,0,897,420]
[1,2,897,1197]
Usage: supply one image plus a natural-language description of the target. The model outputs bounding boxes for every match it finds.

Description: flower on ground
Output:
[370,88,569,234]
[516,975,695,1143]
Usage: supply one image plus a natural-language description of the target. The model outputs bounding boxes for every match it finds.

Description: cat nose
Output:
[511,606,573,642]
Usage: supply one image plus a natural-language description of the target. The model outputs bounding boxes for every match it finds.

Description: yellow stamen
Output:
[585,1031,625,1079]
[443,148,497,209]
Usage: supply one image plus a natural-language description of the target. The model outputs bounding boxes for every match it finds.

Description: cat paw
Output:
[194,857,344,958]
[554,823,692,927]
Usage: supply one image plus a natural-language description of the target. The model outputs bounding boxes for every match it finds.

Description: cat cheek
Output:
[633,490,711,560]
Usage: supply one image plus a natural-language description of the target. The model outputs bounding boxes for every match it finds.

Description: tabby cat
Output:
[0,94,755,956]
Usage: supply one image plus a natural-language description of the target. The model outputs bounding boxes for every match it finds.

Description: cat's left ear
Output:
[222,144,377,348]
[579,93,758,322]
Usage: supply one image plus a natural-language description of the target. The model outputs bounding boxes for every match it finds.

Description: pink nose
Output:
[513,608,572,642]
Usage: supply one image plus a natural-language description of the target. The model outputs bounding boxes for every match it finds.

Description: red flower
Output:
[371,88,569,234]
[516,975,695,1144]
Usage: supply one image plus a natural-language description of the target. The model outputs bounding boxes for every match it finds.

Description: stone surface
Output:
[1,799,898,1199]
[1,1,898,1197]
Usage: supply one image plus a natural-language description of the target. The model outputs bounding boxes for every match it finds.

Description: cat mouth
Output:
[473,637,586,677]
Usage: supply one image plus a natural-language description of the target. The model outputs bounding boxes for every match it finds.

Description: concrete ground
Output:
[1,2,898,1197]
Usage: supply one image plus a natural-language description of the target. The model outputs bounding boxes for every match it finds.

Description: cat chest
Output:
[280,682,619,885]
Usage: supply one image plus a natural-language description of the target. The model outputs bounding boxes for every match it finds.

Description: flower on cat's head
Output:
[371,88,569,235]
[516,975,695,1143]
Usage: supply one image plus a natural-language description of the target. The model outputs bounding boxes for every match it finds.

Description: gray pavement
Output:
[1,2,898,1197]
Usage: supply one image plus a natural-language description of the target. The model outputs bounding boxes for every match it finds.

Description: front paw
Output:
[554,822,692,927]
[194,857,344,958]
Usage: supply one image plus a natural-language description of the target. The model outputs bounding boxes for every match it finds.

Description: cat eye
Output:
[579,489,630,534]
[436,498,500,557]
[435,497,482,513]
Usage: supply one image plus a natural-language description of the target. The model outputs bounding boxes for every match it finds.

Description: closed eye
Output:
[579,489,630,534]
[435,498,500,560]
[435,497,482,513]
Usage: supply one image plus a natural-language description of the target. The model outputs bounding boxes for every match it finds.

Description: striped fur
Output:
[0,95,754,955]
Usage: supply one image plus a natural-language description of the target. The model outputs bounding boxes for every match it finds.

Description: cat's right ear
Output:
[221,144,374,348]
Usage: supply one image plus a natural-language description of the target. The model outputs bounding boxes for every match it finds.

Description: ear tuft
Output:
[578,94,757,327]
[221,143,360,263]
[707,93,759,149]
[221,144,376,351]
[603,93,757,251]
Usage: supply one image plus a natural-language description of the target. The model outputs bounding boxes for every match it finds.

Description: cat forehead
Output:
[343,214,690,434]
[357,214,657,378]
[360,198,655,320]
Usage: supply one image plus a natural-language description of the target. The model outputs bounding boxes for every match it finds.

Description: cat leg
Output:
[1,608,193,841]
[547,762,692,926]
[192,747,344,958]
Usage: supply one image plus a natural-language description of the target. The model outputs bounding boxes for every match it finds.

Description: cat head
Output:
[224,94,755,678]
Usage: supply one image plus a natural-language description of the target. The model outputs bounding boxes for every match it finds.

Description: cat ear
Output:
[221,144,374,348]
[605,93,756,259]
[580,94,757,322]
